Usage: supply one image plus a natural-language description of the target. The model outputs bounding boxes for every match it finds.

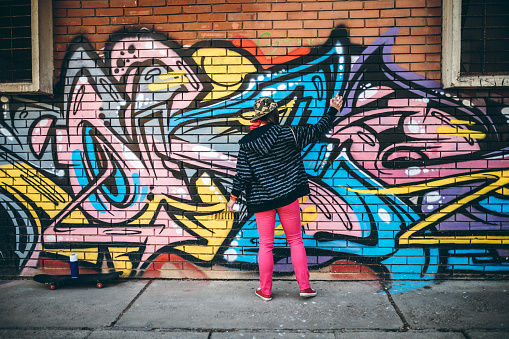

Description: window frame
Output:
[0,0,53,94]
[442,0,509,88]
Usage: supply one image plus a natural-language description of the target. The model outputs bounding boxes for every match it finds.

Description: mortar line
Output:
[382,283,410,331]
[108,279,154,328]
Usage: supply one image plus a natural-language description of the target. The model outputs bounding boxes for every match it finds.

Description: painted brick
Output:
[4,0,509,288]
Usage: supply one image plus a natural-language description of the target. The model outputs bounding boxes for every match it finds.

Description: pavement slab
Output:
[0,329,91,339]
[390,280,509,331]
[116,280,402,331]
[87,329,210,338]
[0,279,147,329]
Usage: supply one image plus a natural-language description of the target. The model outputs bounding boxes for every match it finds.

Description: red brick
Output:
[411,44,440,54]
[53,26,67,35]
[110,16,139,25]
[54,17,82,26]
[410,62,440,72]
[68,26,96,35]
[184,22,213,31]
[427,17,441,26]
[364,0,394,9]
[365,18,395,27]
[350,10,379,18]
[274,21,302,29]
[243,21,273,30]
[426,54,441,62]
[153,23,183,32]
[380,9,411,17]
[125,8,153,16]
[303,19,333,29]
[53,9,67,18]
[332,1,363,10]
[396,0,426,8]
[395,53,425,63]
[318,11,348,20]
[97,25,125,34]
[391,45,411,54]
[67,8,95,17]
[426,35,441,44]
[183,5,212,13]
[287,29,318,38]
[167,14,197,22]
[259,12,287,21]
[411,8,440,17]
[411,26,441,36]
[273,2,301,11]
[349,27,380,37]
[288,11,317,20]
[242,3,268,12]
[82,0,109,8]
[197,13,226,22]
[396,17,427,26]
[427,0,442,7]
[302,2,331,11]
[213,22,242,31]
[82,16,110,25]
[227,13,256,21]
[95,8,124,16]
[198,31,227,39]
[342,19,365,28]
[140,15,168,24]
[212,4,241,12]
[139,0,166,5]
[395,36,426,45]
[53,1,80,9]
[156,6,182,14]
[110,0,137,7]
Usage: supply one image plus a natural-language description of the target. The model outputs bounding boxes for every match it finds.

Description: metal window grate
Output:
[460,0,509,75]
[0,0,32,83]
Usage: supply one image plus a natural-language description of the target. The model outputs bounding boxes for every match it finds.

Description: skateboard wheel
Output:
[49,284,56,290]
[96,282,103,289]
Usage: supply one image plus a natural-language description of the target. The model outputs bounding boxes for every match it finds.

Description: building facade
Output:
[1,0,508,292]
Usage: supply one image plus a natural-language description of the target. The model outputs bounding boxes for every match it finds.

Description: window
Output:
[0,0,53,94]
[442,0,509,88]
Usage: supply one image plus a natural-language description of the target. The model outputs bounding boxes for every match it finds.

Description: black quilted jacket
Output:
[230,107,338,213]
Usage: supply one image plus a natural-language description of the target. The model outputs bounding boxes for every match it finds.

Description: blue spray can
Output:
[70,254,79,278]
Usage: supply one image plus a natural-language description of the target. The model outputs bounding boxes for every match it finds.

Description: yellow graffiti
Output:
[450,119,475,125]
[343,170,509,246]
[148,70,189,92]
[436,126,486,139]
[192,48,257,101]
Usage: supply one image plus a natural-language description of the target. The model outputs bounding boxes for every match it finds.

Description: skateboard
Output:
[33,271,123,290]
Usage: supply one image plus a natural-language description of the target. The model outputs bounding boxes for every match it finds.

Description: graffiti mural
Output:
[1,27,508,292]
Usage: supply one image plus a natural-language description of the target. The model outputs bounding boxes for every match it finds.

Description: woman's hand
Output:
[226,199,236,212]
[330,94,343,110]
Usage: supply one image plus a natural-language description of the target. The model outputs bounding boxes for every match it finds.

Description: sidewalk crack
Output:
[108,279,154,328]
[382,283,410,331]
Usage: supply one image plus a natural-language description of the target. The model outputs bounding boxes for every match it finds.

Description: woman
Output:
[227,94,344,301]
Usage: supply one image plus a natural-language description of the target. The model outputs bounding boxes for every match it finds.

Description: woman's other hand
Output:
[330,94,343,110]
[226,199,236,212]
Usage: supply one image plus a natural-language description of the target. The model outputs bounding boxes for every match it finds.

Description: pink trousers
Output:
[254,199,311,296]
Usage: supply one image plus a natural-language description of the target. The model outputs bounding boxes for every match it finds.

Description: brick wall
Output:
[1,0,508,292]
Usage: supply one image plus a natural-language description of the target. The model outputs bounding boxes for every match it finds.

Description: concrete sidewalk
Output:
[0,278,507,338]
